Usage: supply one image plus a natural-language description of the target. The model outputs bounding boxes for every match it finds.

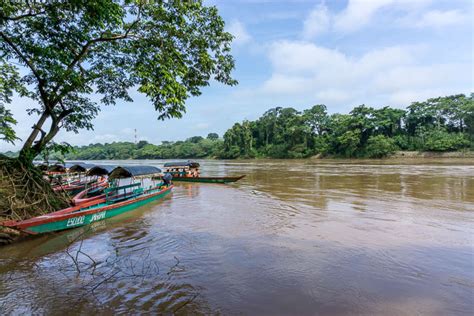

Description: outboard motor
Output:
[163,172,173,186]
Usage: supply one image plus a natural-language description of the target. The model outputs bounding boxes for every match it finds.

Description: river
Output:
[0,159,473,315]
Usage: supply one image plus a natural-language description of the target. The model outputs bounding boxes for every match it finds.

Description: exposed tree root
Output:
[0,155,70,244]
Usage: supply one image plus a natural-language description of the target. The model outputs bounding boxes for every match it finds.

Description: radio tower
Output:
[134,128,137,144]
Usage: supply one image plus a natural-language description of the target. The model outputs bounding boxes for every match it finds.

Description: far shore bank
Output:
[56,151,474,161]
[305,151,474,160]
[4,150,473,163]
[388,151,474,159]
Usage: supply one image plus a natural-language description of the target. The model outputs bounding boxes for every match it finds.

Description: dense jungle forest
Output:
[4,93,473,160]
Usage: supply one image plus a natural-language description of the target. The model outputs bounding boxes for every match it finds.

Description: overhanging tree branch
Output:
[0,32,49,106]
[51,4,143,103]
[0,10,46,21]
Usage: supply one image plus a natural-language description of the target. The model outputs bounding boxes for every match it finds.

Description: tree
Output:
[207,132,219,140]
[186,136,204,144]
[303,104,328,136]
[256,107,281,147]
[423,129,469,151]
[0,61,25,144]
[462,94,474,146]
[1,0,237,164]
[136,140,148,149]
[372,106,405,137]
[365,135,397,158]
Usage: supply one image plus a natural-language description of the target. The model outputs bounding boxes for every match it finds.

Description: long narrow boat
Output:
[1,165,170,235]
[52,178,99,195]
[1,184,172,234]
[162,161,245,184]
[71,179,109,206]
[171,175,245,183]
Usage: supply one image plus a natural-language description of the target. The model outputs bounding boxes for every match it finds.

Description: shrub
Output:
[392,135,410,150]
[265,144,290,158]
[423,130,470,151]
[366,135,398,158]
[336,130,361,157]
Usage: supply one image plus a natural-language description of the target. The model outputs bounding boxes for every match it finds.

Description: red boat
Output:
[2,165,170,235]
[1,184,173,234]
[72,179,109,205]
[52,178,99,195]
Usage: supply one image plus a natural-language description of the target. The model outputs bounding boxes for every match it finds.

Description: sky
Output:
[2,0,473,151]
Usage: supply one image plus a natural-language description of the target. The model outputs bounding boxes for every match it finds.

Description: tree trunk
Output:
[19,111,49,164]
[22,111,49,150]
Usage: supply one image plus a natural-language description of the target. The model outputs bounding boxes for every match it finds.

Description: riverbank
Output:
[310,151,474,160]
[8,150,472,162]
[390,150,474,158]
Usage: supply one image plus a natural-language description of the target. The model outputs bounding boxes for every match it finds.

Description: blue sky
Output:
[2,0,473,151]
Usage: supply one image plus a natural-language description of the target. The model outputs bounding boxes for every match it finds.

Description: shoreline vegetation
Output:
[4,150,473,161]
[4,94,473,161]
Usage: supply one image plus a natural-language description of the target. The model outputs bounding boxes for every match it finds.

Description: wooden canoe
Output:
[52,178,99,196]
[1,185,173,235]
[170,175,245,184]
[71,180,109,206]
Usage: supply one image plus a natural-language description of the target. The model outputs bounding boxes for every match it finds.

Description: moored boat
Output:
[71,179,109,205]
[162,161,245,184]
[52,178,99,195]
[1,165,171,234]
[170,175,245,183]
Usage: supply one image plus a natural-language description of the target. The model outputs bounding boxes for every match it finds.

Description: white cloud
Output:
[120,127,135,135]
[334,0,395,32]
[194,123,210,130]
[261,40,471,107]
[262,74,312,94]
[302,0,435,34]
[227,20,251,46]
[90,134,121,143]
[315,89,352,104]
[302,4,331,39]
[415,10,468,28]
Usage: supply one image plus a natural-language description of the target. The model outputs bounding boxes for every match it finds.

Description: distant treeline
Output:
[220,93,473,159]
[3,93,473,160]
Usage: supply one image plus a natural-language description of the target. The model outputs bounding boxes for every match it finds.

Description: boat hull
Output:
[72,181,108,206]
[171,175,245,184]
[5,186,173,235]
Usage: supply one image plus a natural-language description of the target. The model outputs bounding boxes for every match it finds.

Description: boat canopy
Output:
[48,164,66,172]
[36,163,49,171]
[35,161,63,171]
[109,165,162,179]
[163,161,200,168]
[44,162,81,172]
[68,163,95,173]
[86,165,117,176]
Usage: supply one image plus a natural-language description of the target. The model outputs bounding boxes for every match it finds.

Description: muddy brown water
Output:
[0,159,473,315]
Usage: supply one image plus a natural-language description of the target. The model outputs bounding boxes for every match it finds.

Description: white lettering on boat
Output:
[66,216,85,227]
[91,211,106,222]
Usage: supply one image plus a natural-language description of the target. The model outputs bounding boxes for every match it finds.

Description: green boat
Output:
[1,165,171,235]
[162,161,245,184]
[170,175,245,183]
